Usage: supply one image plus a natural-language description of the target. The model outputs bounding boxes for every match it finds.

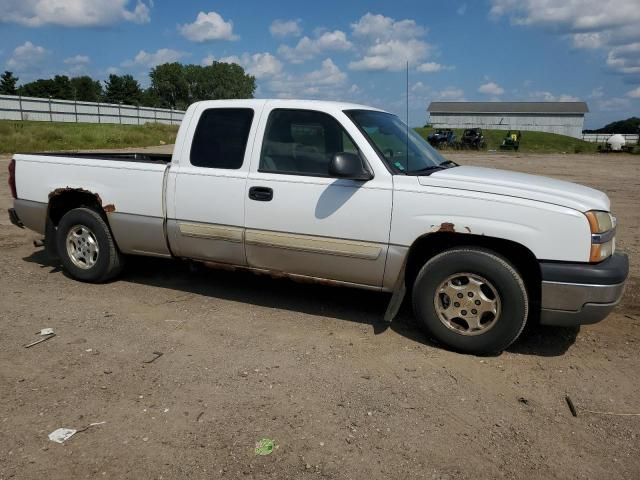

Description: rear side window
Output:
[190,108,254,169]
[259,109,359,177]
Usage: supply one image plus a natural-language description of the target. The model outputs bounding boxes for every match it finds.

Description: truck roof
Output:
[189,98,388,113]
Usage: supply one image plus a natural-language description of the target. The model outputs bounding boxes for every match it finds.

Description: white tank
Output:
[607,134,626,151]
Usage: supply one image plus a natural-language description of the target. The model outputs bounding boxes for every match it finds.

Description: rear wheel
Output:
[56,207,123,283]
[412,247,529,354]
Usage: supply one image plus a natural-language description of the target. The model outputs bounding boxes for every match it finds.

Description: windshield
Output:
[345,109,452,174]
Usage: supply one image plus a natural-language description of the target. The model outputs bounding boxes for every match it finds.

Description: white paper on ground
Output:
[40,328,54,336]
[48,428,77,443]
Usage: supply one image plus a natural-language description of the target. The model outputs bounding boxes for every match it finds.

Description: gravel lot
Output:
[1,150,638,479]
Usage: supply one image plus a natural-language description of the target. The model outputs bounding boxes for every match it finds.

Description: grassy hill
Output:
[415,127,599,154]
[0,120,610,155]
[0,120,178,154]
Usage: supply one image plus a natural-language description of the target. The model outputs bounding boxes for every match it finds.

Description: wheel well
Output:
[405,232,541,308]
[47,189,108,226]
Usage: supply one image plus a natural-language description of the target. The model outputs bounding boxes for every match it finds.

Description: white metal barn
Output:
[427,102,589,138]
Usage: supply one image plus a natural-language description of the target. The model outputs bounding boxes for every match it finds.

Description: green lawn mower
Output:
[500,130,521,151]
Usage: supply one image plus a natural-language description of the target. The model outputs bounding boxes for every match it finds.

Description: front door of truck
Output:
[244,106,393,287]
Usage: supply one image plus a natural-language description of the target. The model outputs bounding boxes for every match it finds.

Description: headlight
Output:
[585,210,616,262]
[585,211,614,233]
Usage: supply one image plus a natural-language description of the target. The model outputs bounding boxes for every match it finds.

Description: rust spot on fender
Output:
[49,186,100,202]
[438,222,456,233]
[48,187,115,214]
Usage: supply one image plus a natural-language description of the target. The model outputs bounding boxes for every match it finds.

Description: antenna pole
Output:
[406,60,409,172]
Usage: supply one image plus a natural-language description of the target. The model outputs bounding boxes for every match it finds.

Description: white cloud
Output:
[597,97,630,111]
[490,0,640,30]
[6,41,47,71]
[267,58,348,98]
[305,58,347,85]
[278,30,352,63]
[478,81,505,95]
[351,12,426,41]
[64,54,90,65]
[349,39,430,71]
[606,43,640,75]
[417,62,453,73]
[589,87,604,99]
[270,19,302,38]
[122,0,150,24]
[627,86,640,98]
[348,13,432,72]
[436,87,465,100]
[179,11,237,42]
[216,52,283,79]
[411,81,431,94]
[123,49,185,68]
[63,54,91,75]
[490,0,640,78]
[201,54,216,67]
[457,4,467,15]
[529,91,580,102]
[572,32,606,49]
[0,0,151,27]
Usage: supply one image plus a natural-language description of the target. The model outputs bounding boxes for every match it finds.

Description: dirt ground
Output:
[1,150,638,480]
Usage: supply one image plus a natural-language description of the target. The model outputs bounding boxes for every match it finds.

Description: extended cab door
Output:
[244,104,393,287]
[166,101,264,264]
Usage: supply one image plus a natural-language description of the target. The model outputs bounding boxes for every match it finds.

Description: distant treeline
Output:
[0,62,256,109]
[584,117,640,134]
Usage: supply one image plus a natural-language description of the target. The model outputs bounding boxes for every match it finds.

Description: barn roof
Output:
[428,102,589,114]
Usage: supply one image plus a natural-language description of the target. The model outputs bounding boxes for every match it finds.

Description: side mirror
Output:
[328,152,373,181]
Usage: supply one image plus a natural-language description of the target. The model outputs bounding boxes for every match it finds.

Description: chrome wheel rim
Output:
[66,224,99,270]
[434,273,501,336]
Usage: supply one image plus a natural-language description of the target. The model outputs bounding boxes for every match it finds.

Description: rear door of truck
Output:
[166,100,265,265]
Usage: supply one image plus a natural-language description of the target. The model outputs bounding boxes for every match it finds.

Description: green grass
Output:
[414,127,600,154]
[0,120,179,154]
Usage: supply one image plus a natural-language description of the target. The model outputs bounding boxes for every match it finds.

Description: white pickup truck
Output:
[8,99,629,354]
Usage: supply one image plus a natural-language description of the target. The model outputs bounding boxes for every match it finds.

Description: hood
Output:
[419,165,609,212]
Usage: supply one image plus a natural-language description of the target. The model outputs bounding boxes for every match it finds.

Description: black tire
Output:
[56,207,123,283]
[412,248,528,354]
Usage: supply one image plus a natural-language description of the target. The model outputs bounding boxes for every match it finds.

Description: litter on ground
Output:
[254,438,275,456]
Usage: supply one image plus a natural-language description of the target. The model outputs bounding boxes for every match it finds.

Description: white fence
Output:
[0,94,185,126]
[582,133,639,143]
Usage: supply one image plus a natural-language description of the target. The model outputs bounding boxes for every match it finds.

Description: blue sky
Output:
[1,0,639,128]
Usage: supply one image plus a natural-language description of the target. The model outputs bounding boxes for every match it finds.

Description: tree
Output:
[103,74,142,105]
[585,117,640,135]
[149,62,189,109]
[18,75,73,99]
[203,62,256,101]
[70,76,102,102]
[149,62,255,109]
[0,71,18,95]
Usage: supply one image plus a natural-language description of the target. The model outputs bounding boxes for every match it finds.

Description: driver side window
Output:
[259,109,358,177]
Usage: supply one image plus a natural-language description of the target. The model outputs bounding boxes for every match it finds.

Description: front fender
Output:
[391,183,592,263]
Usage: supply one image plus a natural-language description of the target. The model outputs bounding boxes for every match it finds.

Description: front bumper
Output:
[539,253,629,327]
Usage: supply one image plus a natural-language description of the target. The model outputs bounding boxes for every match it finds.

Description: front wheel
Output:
[56,207,123,283]
[412,248,529,354]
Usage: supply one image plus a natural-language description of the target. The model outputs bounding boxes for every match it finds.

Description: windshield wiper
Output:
[439,160,458,168]
[406,160,458,176]
[406,165,446,175]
